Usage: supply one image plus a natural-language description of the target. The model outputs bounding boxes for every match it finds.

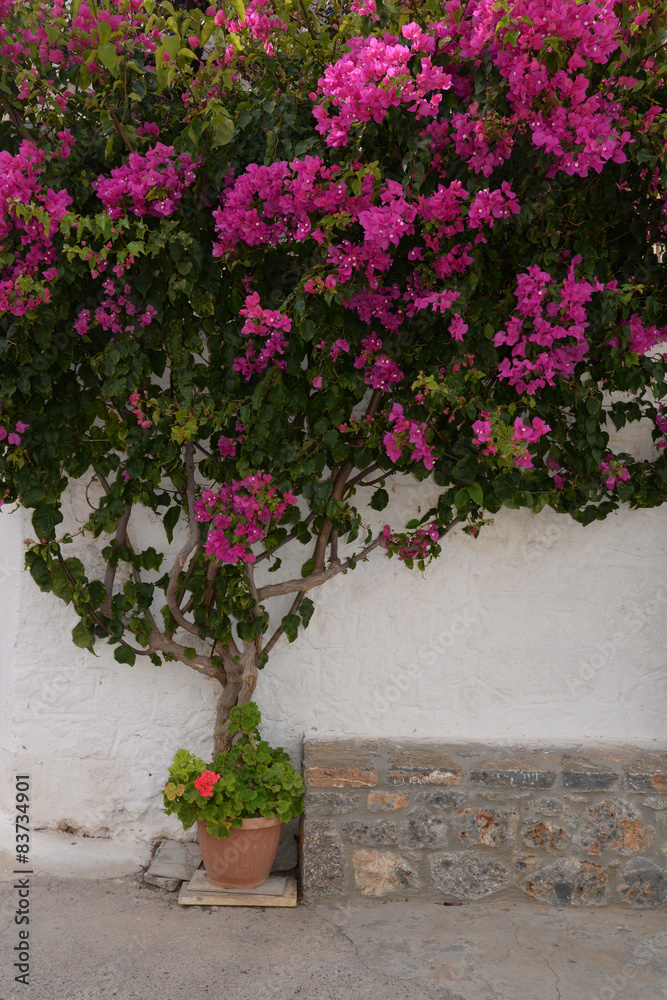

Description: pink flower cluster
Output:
[309,2,632,182]
[495,259,599,393]
[625,313,667,355]
[599,454,630,491]
[215,161,521,342]
[1,1,155,78]
[350,0,379,18]
[381,521,440,564]
[194,769,220,798]
[545,455,568,490]
[472,411,550,468]
[654,407,667,450]
[450,106,516,178]
[232,292,292,380]
[0,419,29,447]
[217,435,237,458]
[128,391,152,429]
[93,144,198,220]
[212,157,353,254]
[458,0,630,179]
[467,183,521,237]
[383,402,434,470]
[73,260,157,340]
[312,29,453,147]
[213,0,288,56]
[0,141,71,316]
[194,473,298,566]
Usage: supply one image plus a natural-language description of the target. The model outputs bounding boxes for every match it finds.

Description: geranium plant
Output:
[163,701,304,838]
[0,0,666,752]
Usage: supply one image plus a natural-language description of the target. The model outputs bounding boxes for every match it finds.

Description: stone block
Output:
[368,790,410,812]
[451,807,517,848]
[521,818,569,850]
[524,797,566,816]
[417,789,469,809]
[522,858,608,906]
[306,790,359,815]
[643,797,667,811]
[616,858,667,908]
[561,753,619,791]
[625,754,667,794]
[300,819,347,898]
[144,839,202,883]
[387,745,461,786]
[303,740,378,788]
[352,849,420,897]
[273,817,299,871]
[397,808,448,849]
[429,851,515,900]
[342,819,398,846]
[577,800,653,856]
[514,853,542,873]
[469,753,557,789]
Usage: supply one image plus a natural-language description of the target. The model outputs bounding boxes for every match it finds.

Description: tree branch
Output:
[109,107,134,152]
[262,591,304,657]
[245,563,261,613]
[346,462,382,489]
[56,552,153,657]
[175,543,202,608]
[257,536,383,601]
[147,628,225,683]
[0,95,33,141]
[253,512,316,564]
[165,442,206,640]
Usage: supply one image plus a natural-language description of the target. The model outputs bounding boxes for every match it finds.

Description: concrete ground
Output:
[1,863,666,1000]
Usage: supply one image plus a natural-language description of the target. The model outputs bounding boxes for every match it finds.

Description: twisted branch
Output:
[257,535,383,600]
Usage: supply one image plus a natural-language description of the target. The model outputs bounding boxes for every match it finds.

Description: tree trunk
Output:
[212,641,260,755]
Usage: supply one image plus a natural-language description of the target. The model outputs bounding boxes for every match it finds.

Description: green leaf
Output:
[300,557,316,578]
[369,488,389,511]
[281,613,300,643]
[97,42,119,72]
[72,621,95,653]
[468,483,484,505]
[163,506,181,544]
[299,597,315,628]
[454,488,469,508]
[50,563,74,603]
[32,507,64,541]
[114,645,136,666]
[210,109,234,148]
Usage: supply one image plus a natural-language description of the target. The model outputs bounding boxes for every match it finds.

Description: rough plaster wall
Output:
[0,463,666,847]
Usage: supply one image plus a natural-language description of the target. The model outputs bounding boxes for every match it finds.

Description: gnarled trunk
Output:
[212,641,261,755]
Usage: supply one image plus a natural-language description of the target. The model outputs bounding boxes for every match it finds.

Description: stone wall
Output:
[301,740,667,908]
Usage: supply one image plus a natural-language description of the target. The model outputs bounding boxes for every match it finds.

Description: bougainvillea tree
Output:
[0,0,666,751]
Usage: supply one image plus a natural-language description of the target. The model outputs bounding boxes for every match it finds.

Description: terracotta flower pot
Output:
[196,815,282,890]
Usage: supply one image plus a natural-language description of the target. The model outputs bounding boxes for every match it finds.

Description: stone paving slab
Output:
[1,871,666,999]
[321,898,667,1000]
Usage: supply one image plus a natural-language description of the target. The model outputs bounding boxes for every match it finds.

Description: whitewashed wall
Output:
[1,441,666,860]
